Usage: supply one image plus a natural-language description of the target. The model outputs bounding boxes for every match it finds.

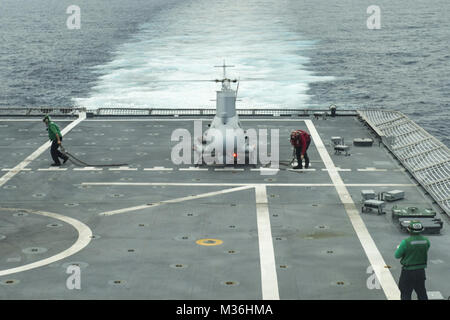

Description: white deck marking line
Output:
[0,207,92,277]
[99,204,155,216]
[83,182,416,188]
[250,168,280,172]
[108,166,138,171]
[144,167,174,171]
[73,167,103,171]
[99,185,253,216]
[254,185,280,300]
[0,112,86,188]
[1,168,32,172]
[305,119,400,300]
[286,168,316,172]
[214,168,245,172]
[179,167,209,171]
[37,168,68,171]
[357,168,388,172]
[321,168,352,172]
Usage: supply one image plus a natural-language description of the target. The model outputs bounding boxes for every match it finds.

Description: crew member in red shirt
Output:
[290,130,311,169]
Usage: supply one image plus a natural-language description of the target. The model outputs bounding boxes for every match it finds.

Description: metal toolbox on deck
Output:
[383,190,405,202]
[362,199,386,214]
[353,138,374,147]
[361,190,376,201]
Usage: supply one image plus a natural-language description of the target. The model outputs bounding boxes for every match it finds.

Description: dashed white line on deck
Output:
[108,166,138,171]
[179,167,208,171]
[144,167,174,171]
[73,167,103,171]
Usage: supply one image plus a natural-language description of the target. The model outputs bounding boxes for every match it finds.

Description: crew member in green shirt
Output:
[43,115,68,166]
[395,220,430,300]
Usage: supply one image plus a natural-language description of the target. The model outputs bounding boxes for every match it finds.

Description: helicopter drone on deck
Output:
[192,62,256,165]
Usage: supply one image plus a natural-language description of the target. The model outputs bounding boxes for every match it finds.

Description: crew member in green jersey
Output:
[395,220,430,300]
[43,115,68,166]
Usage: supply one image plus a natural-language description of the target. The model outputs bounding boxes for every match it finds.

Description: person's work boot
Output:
[51,163,61,167]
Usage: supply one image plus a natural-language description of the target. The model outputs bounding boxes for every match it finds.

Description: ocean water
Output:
[0,0,449,145]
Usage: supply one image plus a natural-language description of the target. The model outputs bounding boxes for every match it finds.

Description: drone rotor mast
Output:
[214,60,236,89]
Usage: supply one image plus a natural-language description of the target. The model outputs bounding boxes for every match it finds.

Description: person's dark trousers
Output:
[399,268,428,300]
[295,140,311,169]
[50,138,67,165]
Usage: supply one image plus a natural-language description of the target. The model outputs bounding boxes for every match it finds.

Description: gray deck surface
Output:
[0,115,448,300]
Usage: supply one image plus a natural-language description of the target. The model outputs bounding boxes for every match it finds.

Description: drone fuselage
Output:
[193,82,254,165]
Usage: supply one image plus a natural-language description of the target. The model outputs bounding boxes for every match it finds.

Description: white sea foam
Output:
[74,0,334,109]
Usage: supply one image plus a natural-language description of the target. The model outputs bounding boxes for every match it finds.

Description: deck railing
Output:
[0,107,358,117]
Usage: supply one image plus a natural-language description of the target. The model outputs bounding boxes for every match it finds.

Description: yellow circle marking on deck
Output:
[196,238,223,246]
